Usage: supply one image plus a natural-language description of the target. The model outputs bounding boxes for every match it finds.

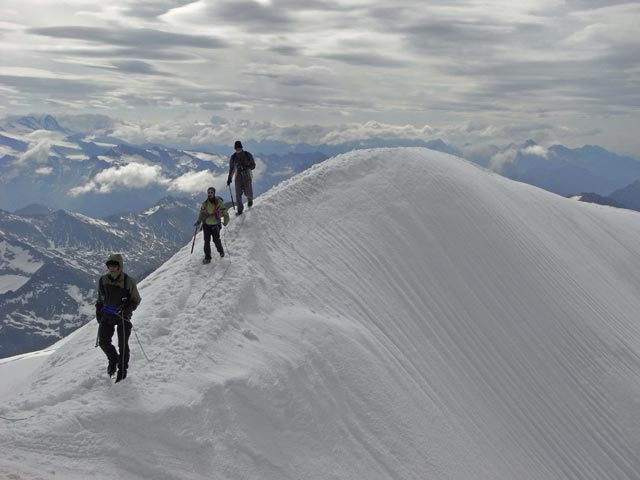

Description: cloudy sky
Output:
[1,0,639,155]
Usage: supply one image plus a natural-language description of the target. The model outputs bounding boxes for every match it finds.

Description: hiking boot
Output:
[107,361,117,377]
[219,251,225,258]
[115,369,127,383]
[202,257,211,264]
[248,200,253,208]
[236,209,243,216]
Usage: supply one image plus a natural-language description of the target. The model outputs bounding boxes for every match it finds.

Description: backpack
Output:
[234,151,255,171]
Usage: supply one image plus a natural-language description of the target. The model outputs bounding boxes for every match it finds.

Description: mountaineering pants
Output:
[203,223,223,259]
[98,315,132,371]
[235,170,253,211]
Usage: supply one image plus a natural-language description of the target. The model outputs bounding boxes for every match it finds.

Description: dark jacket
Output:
[95,253,141,323]
[227,150,255,183]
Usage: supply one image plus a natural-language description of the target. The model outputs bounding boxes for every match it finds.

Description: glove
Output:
[95,303,103,323]
[194,222,200,227]
[226,179,231,186]
[223,220,228,227]
[122,302,136,321]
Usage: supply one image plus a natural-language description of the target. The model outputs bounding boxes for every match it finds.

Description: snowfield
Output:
[1,147,640,479]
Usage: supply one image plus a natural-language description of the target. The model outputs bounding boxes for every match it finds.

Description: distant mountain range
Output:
[458,139,640,213]
[0,117,225,217]
[567,181,640,212]
[0,114,335,218]
[2,113,640,357]
[608,180,640,211]
[0,196,197,358]
[3,114,640,216]
[567,193,627,209]
[465,140,640,197]
[0,114,71,135]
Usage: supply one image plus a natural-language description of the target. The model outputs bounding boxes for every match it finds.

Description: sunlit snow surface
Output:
[1,148,640,479]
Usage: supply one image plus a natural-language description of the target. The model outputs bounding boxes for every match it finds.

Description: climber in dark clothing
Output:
[95,253,141,383]
[226,140,256,215]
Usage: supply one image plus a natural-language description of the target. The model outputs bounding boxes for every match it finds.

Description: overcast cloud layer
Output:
[1,0,639,155]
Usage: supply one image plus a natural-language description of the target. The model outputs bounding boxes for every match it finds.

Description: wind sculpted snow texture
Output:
[1,148,640,479]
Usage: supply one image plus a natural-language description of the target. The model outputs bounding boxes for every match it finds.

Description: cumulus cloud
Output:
[439,121,600,151]
[488,143,551,172]
[521,145,550,158]
[35,166,53,175]
[79,115,600,155]
[319,121,436,145]
[488,148,519,173]
[18,141,51,164]
[168,170,220,195]
[68,163,168,196]
[252,156,266,182]
[67,161,239,198]
[16,131,60,165]
[0,145,14,157]
[107,117,437,147]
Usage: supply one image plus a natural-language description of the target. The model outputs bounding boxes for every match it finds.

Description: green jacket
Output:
[195,196,230,226]
[96,253,141,321]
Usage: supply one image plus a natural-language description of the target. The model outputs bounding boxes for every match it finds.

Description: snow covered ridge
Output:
[2,147,640,479]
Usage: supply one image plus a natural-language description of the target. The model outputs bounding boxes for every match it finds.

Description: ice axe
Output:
[190,224,199,254]
[228,184,236,212]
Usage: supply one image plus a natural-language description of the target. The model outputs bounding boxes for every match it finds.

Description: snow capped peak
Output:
[2,147,640,479]
[1,114,70,134]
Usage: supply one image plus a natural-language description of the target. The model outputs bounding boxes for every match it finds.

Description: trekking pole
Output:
[95,329,100,348]
[190,224,199,254]
[132,325,151,361]
[228,185,236,212]
[116,312,150,362]
[121,315,126,376]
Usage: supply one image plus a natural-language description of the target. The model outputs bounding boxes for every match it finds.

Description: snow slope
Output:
[1,147,640,479]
